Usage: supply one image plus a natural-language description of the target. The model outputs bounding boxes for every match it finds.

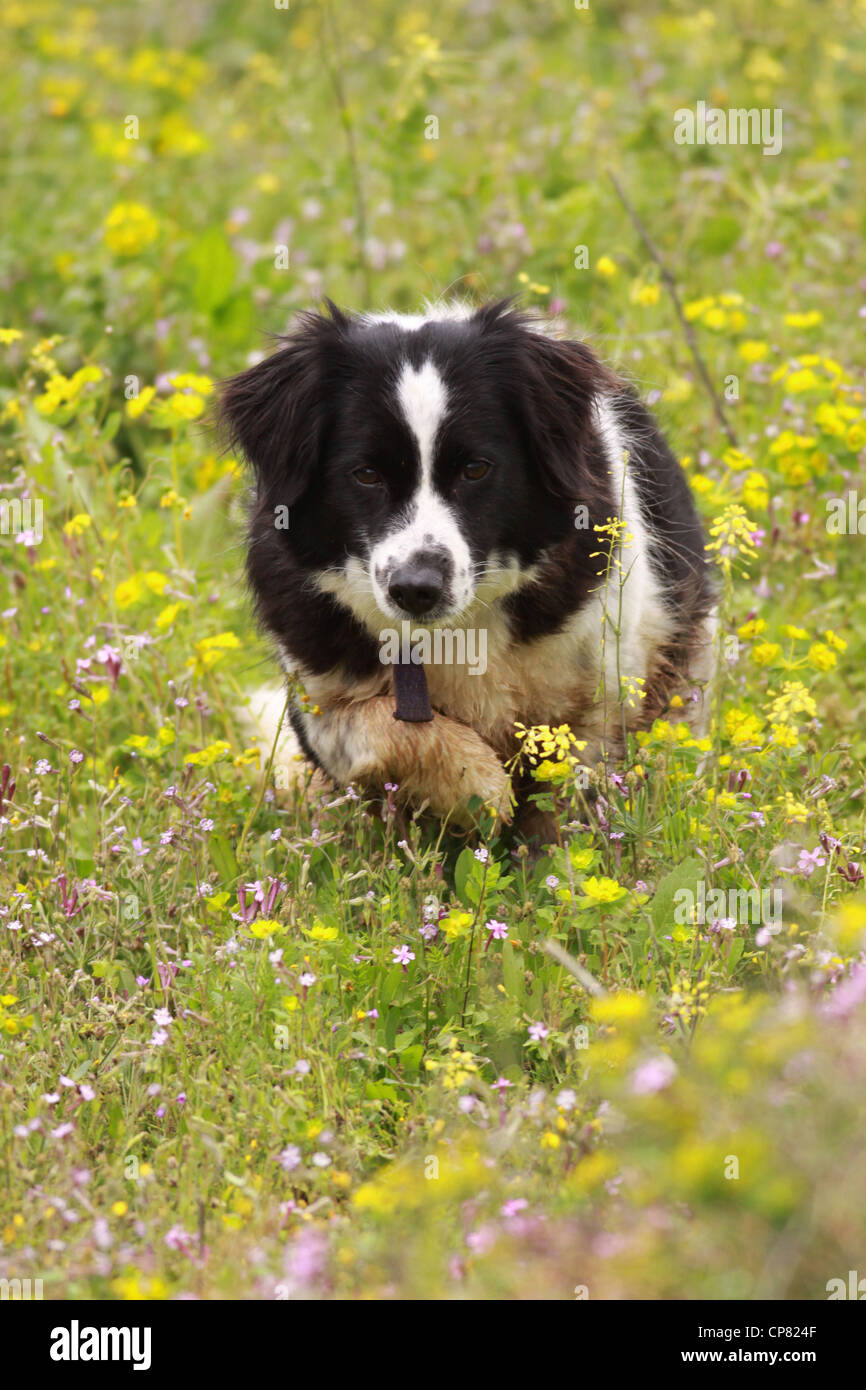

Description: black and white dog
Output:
[221,300,716,830]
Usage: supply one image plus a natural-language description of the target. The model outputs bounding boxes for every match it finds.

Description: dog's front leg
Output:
[296,696,512,823]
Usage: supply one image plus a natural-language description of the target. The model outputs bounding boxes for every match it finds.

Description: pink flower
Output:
[629,1054,677,1095]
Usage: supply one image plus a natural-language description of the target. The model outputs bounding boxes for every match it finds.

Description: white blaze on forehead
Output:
[395,359,449,477]
[365,357,473,618]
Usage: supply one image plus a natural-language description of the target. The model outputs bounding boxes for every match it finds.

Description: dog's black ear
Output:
[218,307,347,505]
[474,302,615,497]
[518,329,617,499]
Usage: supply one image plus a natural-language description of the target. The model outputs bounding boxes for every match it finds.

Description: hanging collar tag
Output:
[393,659,433,722]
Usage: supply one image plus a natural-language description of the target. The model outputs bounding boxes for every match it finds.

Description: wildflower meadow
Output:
[2,0,866,1319]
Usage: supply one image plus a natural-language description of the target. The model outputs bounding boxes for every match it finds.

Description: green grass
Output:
[1,0,866,1299]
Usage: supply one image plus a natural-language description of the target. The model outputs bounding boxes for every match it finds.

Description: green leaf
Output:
[379,964,402,1011]
[696,213,741,256]
[726,937,746,974]
[399,1044,424,1073]
[501,941,525,1002]
[184,227,236,314]
[650,857,703,934]
[454,846,476,906]
[210,834,239,887]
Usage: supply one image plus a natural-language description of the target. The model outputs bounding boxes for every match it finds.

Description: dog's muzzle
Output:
[387,552,450,617]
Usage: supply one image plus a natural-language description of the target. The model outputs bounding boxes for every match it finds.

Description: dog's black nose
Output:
[388,561,445,616]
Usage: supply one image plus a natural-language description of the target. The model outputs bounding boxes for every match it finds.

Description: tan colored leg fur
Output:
[318,696,513,824]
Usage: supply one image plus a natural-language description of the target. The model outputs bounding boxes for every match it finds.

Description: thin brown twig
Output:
[607,168,739,448]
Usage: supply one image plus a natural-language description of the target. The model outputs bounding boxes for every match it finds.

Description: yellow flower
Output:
[742,471,769,511]
[722,448,753,472]
[596,255,618,277]
[752,641,781,666]
[112,1274,167,1300]
[305,922,339,941]
[114,575,145,608]
[765,681,817,723]
[169,372,214,396]
[35,365,103,415]
[808,641,836,671]
[579,875,628,906]
[703,306,728,330]
[249,918,283,938]
[724,708,764,745]
[739,340,768,362]
[440,909,474,941]
[813,401,845,437]
[630,280,660,307]
[532,758,575,784]
[705,505,758,576]
[155,601,184,630]
[591,992,649,1026]
[63,513,92,536]
[126,386,155,419]
[0,328,23,345]
[823,629,847,652]
[684,296,716,321]
[845,423,866,452]
[662,376,693,404]
[184,740,232,767]
[771,722,798,749]
[157,113,207,157]
[160,392,206,422]
[784,310,823,329]
[188,630,241,673]
[513,722,586,764]
[103,202,159,256]
[786,368,822,393]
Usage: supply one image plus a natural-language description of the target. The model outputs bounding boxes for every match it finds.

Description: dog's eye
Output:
[353,466,382,487]
[463,460,491,481]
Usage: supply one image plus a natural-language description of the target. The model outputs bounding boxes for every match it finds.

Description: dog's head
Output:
[220,301,615,629]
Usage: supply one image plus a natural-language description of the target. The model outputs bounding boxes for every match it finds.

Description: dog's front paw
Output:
[331,698,512,825]
[444,738,513,825]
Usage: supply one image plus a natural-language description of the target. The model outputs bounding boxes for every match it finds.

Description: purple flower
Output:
[796,846,826,878]
[528,1022,549,1043]
[824,964,866,1020]
[501,1198,528,1218]
[630,1054,677,1095]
